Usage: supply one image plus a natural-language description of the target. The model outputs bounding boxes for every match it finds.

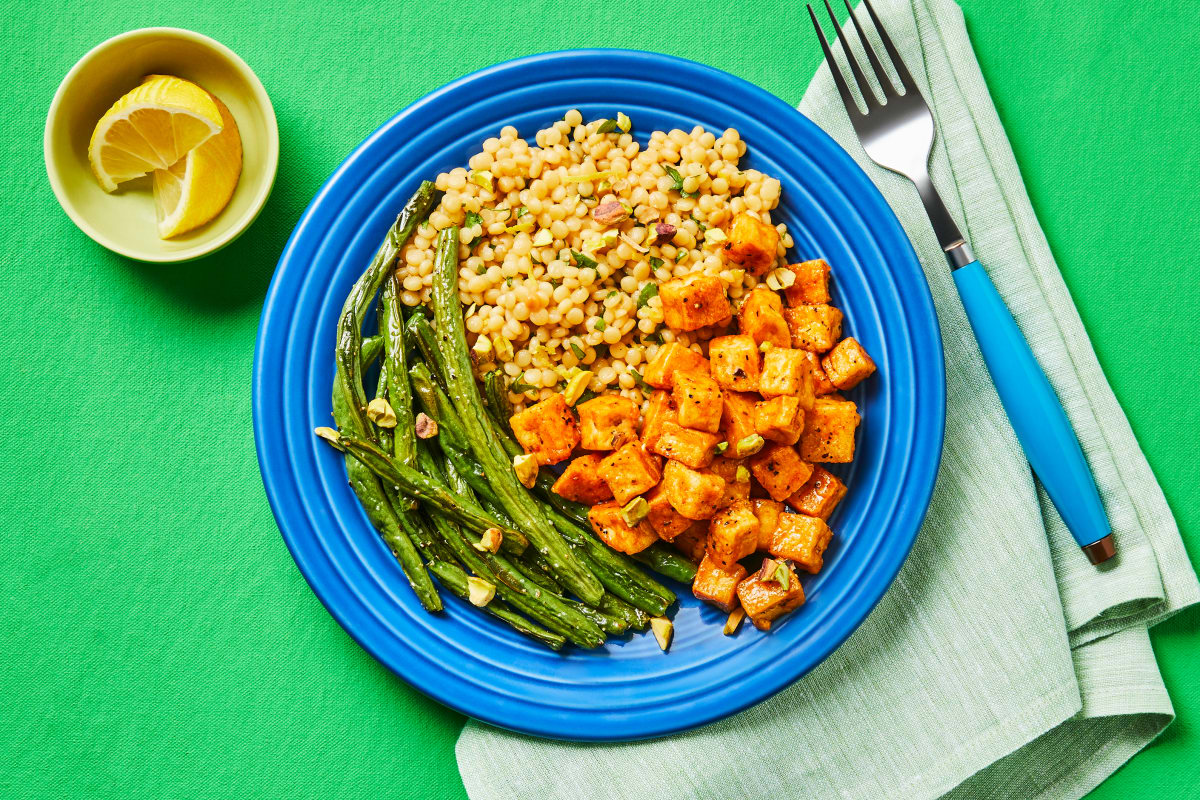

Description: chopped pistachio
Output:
[650,617,673,651]
[366,398,398,428]
[714,441,729,455]
[414,412,439,439]
[472,527,504,554]
[616,111,632,132]
[314,426,342,448]
[723,607,746,635]
[472,335,493,357]
[532,228,554,247]
[766,266,796,291]
[734,433,765,458]
[704,227,728,246]
[621,496,650,527]
[492,335,515,362]
[759,340,774,352]
[735,465,751,484]
[562,370,594,405]
[726,268,745,286]
[513,453,539,488]
[467,577,496,607]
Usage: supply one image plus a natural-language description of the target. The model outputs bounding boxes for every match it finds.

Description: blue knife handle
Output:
[952,261,1111,555]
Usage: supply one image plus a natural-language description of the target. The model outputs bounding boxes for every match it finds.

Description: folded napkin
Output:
[457,1,1199,796]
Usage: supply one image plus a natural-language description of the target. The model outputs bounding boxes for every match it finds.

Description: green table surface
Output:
[3,0,1197,797]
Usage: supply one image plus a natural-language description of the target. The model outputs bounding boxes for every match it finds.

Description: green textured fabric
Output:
[3,1,1198,799]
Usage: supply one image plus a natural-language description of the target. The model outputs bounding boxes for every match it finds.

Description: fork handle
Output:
[952,261,1114,564]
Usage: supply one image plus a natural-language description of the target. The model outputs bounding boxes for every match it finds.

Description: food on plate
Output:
[317,112,875,652]
[88,74,242,238]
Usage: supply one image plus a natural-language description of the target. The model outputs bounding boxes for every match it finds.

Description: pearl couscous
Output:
[393,110,794,412]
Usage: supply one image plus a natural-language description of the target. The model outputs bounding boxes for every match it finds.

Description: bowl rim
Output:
[43,26,280,263]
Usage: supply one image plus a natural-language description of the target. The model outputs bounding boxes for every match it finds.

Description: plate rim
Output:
[253,47,946,741]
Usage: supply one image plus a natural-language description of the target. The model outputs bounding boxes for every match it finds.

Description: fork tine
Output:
[861,0,919,93]
[843,0,899,99]
[807,4,863,117]
[823,0,880,107]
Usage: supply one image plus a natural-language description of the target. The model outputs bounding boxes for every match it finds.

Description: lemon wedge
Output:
[88,75,223,192]
[152,95,242,239]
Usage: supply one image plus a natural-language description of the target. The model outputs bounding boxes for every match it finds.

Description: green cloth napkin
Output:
[456,1,1199,797]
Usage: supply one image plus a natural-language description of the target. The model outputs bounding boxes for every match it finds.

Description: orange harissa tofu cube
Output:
[783,259,832,305]
[551,453,613,504]
[588,501,658,555]
[750,443,814,501]
[769,512,834,573]
[723,212,780,275]
[737,564,805,630]
[708,335,761,392]
[706,500,759,568]
[692,554,747,612]
[751,498,784,551]
[673,371,723,433]
[641,390,678,450]
[754,395,805,445]
[644,483,693,541]
[759,348,815,405]
[799,396,860,463]
[789,465,848,520]
[709,457,750,507]
[736,287,791,348]
[598,443,662,505]
[672,523,709,563]
[577,395,640,451]
[642,342,709,390]
[821,337,877,390]
[661,273,732,332]
[783,304,844,352]
[649,421,721,469]
[509,394,579,465]
[804,351,837,395]
[720,391,759,444]
[661,459,726,520]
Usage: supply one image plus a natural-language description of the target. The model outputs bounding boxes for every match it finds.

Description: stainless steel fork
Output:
[808,0,1115,564]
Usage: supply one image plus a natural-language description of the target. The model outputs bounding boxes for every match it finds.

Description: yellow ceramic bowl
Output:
[44,28,279,262]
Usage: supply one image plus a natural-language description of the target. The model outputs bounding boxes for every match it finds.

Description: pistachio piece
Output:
[366,398,398,428]
[734,433,765,458]
[704,228,728,246]
[314,426,342,448]
[714,441,729,455]
[723,607,746,636]
[735,465,751,484]
[472,527,504,554]
[512,453,538,488]
[616,111,632,132]
[591,200,630,226]
[758,340,773,352]
[561,370,594,406]
[532,228,554,247]
[621,496,650,527]
[414,412,438,439]
[491,335,514,362]
[467,577,496,607]
[654,222,676,242]
[650,617,673,651]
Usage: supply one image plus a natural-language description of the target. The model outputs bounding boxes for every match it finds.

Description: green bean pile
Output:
[318,182,697,650]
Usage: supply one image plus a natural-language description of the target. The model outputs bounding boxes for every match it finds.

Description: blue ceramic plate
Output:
[253,50,945,741]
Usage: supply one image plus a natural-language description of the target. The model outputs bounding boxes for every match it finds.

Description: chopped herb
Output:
[664,165,699,198]
[650,331,665,344]
[636,282,659,309]
[576,388,599,405]
[607,289,618,298]
[675,249,687,263]
[548,277,562,287]
[595,118,618,134]
[463,211,482,229]
[629,368,650,392]
[516,206,529,218]
[510,377,538,394]
[594,318,607,331]
[649,256,664,270]
[571,250,598,269]
[569,342,585,359]
[505,276,514,287]
[594,344,609,358]
[475,265,486,275]
[690,213,708,232]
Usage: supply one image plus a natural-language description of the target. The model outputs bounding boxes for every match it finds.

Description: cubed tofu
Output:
[754,395,805,445]
[672,523,709,563]
[649,421,722,469]
[642,342,709,390]
[799,396,860,463]
[769,512,834,573]
[803,350,837,395]
[661,459,726,520]
[509,394,579,465]
[723,212,780,275]
[588,501,658,555]
[598,443,662,505]
[709,457,751,507]
[737,565,805,630]
[577,395,640,451]
[789,465,848,520]
[661,273,732,332]
[706,500,759,568]
[821,337,877,390]
[759,348,816,405]
[720,391,759,444]
[644,483,693,541]
[783,259,832,305]
[708,335,761,392]
[692,554,747,612]
[551,453,614,504]
[750,443,814,501]
[736,287,791,348]
[672,371,723,433]
[750,498,785,551]
[641,389,679,450]
[783,304,844,352]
